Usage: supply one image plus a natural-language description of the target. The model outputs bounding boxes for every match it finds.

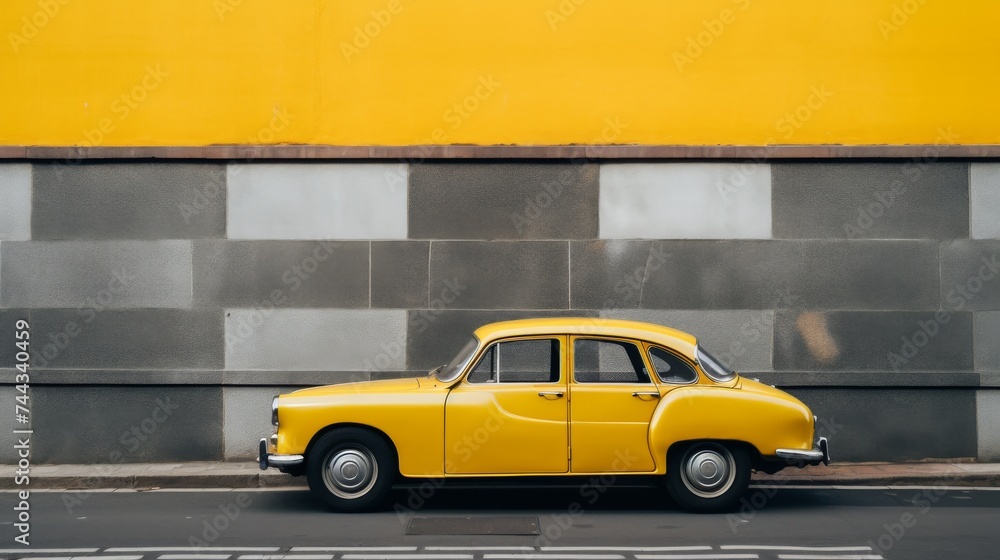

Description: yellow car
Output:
[259,318,830,512]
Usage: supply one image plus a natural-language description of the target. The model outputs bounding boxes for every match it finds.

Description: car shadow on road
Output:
[258,482,839,514]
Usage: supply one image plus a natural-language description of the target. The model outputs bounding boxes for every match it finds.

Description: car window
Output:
[467,339,560,384]
[648,346,698,384]
[697,344,737,382]
[436,337,479,383]
[573,339,652,383]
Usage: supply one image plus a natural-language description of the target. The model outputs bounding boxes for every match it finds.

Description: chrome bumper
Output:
[258,437,304,471]
[775,436,831,466]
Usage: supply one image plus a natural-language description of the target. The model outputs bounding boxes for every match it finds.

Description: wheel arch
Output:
[305,422,400,469]
[665,438,767,472]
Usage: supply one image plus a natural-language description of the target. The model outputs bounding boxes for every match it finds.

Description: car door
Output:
[568,337,686,474]
[445,336,568,474]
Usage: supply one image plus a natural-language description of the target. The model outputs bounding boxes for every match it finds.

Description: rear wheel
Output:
[666,441,750,512]
[306,428,396,512]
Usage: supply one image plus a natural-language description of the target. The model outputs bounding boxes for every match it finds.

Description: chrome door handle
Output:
[632,391,660,399]
[538,391,565,399]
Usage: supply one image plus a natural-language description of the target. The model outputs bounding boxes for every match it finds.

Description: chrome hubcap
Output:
[323,447,378,499]
[681,445,735,499]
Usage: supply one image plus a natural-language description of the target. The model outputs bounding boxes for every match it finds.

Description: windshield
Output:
[434,337,480,383]
[696,344,737,383]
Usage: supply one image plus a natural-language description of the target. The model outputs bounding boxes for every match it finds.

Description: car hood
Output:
[287,377,421,398]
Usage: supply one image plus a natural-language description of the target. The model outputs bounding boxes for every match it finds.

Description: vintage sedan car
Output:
[259,318,829,512]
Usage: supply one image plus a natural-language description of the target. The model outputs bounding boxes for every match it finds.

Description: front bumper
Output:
[775,436,831,466]
[258,436,304,471]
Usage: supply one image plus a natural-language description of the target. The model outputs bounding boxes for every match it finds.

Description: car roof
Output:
[473,317,699,355]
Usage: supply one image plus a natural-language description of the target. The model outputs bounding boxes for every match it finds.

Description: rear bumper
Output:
[775,436,831,466]
[258,437,304,471]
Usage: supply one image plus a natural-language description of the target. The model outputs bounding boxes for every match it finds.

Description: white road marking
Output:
[341,555,472,560]
[51,556,144,560]
[425,548,535,551]
[542,547,713,552]
[290,549,418,553]
[159,554,232,560]
[0,552,99,555]
[484,555,625,560]
[777,556,883,560]
[749,484,1000,491]
[721,547,872,552]
[635,555,759,560]
[107,550,279,554]
[239,556,334,560]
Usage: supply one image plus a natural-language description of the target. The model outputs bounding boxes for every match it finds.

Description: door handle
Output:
[538,391,565,399]
[632,391,660,399]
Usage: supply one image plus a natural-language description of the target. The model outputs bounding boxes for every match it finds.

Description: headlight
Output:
[271,396,279,426]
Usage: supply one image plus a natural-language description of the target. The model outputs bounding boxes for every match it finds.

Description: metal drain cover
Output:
[406,515,540,535]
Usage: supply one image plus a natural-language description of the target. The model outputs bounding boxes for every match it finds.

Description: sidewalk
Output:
[2,462,999,490]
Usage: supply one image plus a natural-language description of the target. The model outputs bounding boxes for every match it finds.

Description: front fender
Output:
[276,389,449,477]
[648,382,815,472]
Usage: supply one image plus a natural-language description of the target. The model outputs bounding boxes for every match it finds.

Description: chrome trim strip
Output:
[268,455,305,466]
[258,437,304,471]
[775,448,824,460]
[775,437,831,466]
[271,396,279,426]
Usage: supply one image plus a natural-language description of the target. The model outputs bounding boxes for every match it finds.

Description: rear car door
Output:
[568,337,666,473]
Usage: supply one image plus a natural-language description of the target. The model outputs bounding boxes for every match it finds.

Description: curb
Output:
[3,463,999,490]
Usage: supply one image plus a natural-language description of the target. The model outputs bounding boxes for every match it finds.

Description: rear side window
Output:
[648,346,698,384]
[573,339,652,383]
[467,339,560,384]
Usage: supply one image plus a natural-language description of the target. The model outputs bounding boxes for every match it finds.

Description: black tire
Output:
[666,441,751,513]
[306,427,396,512]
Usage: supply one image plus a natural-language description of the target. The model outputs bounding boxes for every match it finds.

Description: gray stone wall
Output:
[0,160,998,464]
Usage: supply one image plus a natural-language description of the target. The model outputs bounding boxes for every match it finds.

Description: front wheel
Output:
[306,428,396,512]
[666,441,750,512]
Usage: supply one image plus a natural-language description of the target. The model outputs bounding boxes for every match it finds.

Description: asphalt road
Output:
[0,485,998,560]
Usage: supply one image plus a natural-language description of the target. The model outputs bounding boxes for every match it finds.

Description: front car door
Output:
[445,336,568,474]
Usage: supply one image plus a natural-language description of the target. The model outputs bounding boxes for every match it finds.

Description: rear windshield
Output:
[696,345,736,383]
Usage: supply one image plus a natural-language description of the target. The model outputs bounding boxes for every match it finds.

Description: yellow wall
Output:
[2,0,997,146]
